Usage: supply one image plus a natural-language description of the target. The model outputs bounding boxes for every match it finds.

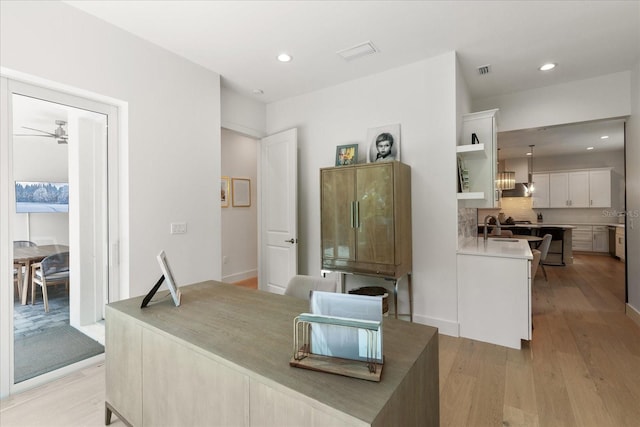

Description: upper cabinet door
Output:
[532,173,550,208]
[568,171,590,207]
[549,173,569,207]
[589,169,611,208]
[355,163,395,265]
[321,168,357,262]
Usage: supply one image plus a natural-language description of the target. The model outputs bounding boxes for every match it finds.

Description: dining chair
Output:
[31,251,70,312]
[13,240,37,299]
[14,240,37,248]
[531,249,542,280]
[284,275,337,300]
[537,234,553,281]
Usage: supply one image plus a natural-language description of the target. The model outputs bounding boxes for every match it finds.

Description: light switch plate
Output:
[170,222,187,234]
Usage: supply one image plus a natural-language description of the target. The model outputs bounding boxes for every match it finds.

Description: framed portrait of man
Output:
[367,124,401,163]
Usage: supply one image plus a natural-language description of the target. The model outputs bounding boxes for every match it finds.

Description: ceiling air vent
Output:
[477,64,491,75]
[337,41,379,61]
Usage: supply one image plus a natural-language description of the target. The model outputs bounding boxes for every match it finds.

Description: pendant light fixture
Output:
[496,148,516,190]
[526,144,535,195]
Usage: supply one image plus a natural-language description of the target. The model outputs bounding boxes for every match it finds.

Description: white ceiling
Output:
[63,1,639,104]
[17,1,639,157]
[498,119,626,160]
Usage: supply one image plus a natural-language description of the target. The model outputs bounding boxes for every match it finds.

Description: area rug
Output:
[14,324,104,383]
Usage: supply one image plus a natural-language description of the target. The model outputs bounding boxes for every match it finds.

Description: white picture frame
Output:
[157,250,181,306]
[367,123,401,163]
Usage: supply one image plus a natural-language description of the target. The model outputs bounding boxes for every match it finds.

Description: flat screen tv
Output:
[15,181,69,213]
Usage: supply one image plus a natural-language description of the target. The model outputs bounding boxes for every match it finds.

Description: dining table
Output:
[14,244,69,305]
[511,234,543,248]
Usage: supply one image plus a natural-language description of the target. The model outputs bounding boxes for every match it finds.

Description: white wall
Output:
[221,128,258,283]
[1,1,222,298]
[221,87,266,138]
[266,52,461,335]
[627,61,640,318]
[475,72,632,132]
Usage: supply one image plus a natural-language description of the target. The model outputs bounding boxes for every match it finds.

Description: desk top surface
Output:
[14,244,69,262]
[107,281,438,423]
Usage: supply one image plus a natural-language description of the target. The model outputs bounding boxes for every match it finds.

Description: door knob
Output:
[284,238,297,244]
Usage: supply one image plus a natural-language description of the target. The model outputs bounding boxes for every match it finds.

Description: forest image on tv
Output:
[15,181,69,213]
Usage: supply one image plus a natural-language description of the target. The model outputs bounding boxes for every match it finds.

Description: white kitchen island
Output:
[457,238,533,349]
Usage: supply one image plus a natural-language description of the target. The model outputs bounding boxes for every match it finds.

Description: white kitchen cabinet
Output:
[457,109,499,208]
[457,239,532,350]
[568,171,590,207]
[572,226,593,251]
[549,173,569,208]
[616,226,625,260]
[532,173,550,208]
[589,169,612,207]
[548,169,611,209]
[592,226,609,252]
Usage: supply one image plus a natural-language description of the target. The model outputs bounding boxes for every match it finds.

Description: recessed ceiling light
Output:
[277,53,292,62]
[252,89,264,95]
[587,146,594,150]
[539,63,556,71]
[601,135,609,139]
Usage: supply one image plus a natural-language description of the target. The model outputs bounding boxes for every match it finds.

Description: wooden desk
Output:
[14,244,69,305]
[105,281,439,427]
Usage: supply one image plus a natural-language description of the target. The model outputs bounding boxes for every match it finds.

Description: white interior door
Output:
[259,128,297,293]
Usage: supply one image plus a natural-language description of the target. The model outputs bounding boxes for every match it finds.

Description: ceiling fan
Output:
[14,120,68,144]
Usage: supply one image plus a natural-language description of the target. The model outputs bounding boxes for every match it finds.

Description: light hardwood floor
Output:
[1,255,638,426]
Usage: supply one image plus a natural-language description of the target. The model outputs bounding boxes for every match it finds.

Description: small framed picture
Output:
[221,176,230,207]
[232,178,251,207]
[367,124,401,163]
[335,144,358,166]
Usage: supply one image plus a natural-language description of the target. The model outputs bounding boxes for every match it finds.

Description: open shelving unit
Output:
[456,109,499,208]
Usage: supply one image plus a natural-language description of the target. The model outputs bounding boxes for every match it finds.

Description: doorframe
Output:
[0,68,127,398]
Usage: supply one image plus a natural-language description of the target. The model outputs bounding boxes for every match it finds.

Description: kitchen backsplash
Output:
[458,207,477,247]
[499,197,538,222]
[479,197,619,225]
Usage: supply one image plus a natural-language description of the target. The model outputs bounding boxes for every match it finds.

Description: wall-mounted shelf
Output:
[457,192,485,200]
[457,109,499,208]
[456,143,486,157]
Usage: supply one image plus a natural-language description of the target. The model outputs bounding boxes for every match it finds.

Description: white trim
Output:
[10,354,105,396]
[221,269,258,284]
[626,303,640,329]
[413,314,460,337]
[0,69,125,398]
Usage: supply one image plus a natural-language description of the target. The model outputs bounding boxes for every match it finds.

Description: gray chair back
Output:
[538,234,553,261]
[40,252,70,277]
[285,275,337,300]
[14,240,37,248]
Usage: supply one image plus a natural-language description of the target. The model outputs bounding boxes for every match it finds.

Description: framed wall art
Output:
[221,176,230,207]
[367,124,401,163]
[232,178,251,207]
[335,144,358,166]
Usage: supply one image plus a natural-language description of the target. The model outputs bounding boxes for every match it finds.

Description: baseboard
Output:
[412,314,459,337]
[626,303,640,328]
[222,269,258,284]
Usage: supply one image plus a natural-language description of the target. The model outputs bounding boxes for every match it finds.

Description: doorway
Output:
[1,78,119,394]
[221,128,259,287]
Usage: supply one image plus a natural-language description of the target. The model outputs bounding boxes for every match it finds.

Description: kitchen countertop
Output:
[495,223,576,229]
[458,237,533,260]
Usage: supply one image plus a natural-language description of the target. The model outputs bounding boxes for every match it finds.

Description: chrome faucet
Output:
[483,215,501,240]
